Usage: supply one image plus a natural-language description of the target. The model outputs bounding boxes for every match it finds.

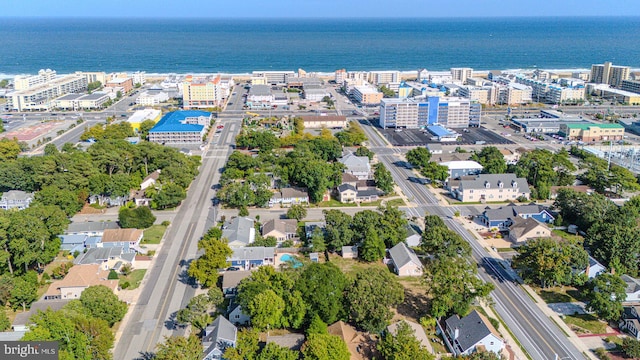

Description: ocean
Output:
[0,17,639,75]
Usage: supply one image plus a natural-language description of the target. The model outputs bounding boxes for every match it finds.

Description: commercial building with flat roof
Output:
[379,96,480,129]
[451,67,473,84]
[587,84,640,105]
[8,73,88,111]
[351,85,383,105]
[148,111,211,144]
[301,115,347,129]
[252,71,295,85]
[622,80,640,95]
[559,123,625,142]
[182,75,223,109]
[55,93,111,110]
[127,109,162,132]
[137,90,169,106]
[105,77,133,93]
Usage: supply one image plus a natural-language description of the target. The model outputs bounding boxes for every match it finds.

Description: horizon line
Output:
[1,15,639,20]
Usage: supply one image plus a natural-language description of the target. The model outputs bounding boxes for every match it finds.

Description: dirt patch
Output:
[394,285,430,322]
[78,204,106,214]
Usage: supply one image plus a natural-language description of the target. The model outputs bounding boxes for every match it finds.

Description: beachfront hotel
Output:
[379,96,480,129]
[182,75,223,109]
[8,70,88,112]
[591,61,630,87]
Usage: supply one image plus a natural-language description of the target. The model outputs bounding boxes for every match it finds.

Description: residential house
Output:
[387,320,432,353]
[445,175,476,192]
[339,153,372,180]
[355,188,381,203]
[266,334,306,351]
[102,228,143,248]
[304,221,325,238]
[620,305,640,339]
[227,302,251,326]
[74,246,136,272]
[440,310,505,356]
[341,246,358,259]
[222,217,256,249]
[388,242,423,277]
[0,190,34,210]
[341,173,359,187]
[88,194,129,207]
[405,223,422,247]
[130,189,152,207]
[478,203,554,231]
[261,219,298,243]
[337,184,357,203]
[140,170,161,190]
[268,187,310,207]
[440,160,484,179]
[454,174,530,203]
[622,275,640,303]
[43,264,119,301]
[549,185,594,199]
[222,270,252,298]
[202,315,238,360]
[59,234,89,253]
[508,217,551,244]
[228,247,275,270]
[582,256,607,279]
[328,321,369,360]
[426,143,443,155]
[65,221,120,236]
[12,299,69,332]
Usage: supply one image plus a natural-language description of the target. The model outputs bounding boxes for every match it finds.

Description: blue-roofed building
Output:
[148,111,211,144]
[59,234,88,253]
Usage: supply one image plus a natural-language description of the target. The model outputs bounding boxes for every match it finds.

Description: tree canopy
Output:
[471,146,507,174]
[346,267,404,332]
[378,321,435,360]
[295,262,347,324]
[188,227,233,287]
[584,273,627,321]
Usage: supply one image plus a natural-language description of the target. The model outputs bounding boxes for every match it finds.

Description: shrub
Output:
[108,270,119,280]
[121,282,130,290]
[161,220,171,226]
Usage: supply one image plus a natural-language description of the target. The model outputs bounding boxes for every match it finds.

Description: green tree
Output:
[355,146,375,160]
[257,343,299,360]
[373,163,394,195]
[155,334,203,360]
[420,161,449,182]
[295,262,347,324]
[378,321,434,360]
[80,285,128,326]
[138,119,157,139]
[378,85,395,98]
[405,148,431,169]
[424,256,493,317]
[0,138,22,161]
[302,333,350,360]
[307,314,328,335]
[286,204,307,221]
[309,227,327,252]
[188,237,233,288]
[247,289,286,330]
[0,310,10,331]
[22,309,92,360]
[153,182,187,209]
[118,206,156,229]
[323,209,354,251]
[10,273,38,311]
[346,267,404,332]
[223,328,260,360]
[622,337,640,359]
[512,237,588,288]
[421,225,471,258]
[471,146,507,174]
[378,204,408,248]
[34,185,84,217]
[360,225,386,262]
[87,81,102,92]
[584,273,627,321]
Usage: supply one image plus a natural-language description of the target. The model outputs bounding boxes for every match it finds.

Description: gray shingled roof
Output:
[229,247,275,261]
[1,190,33,202]
[482,203,546,222]
[389,242,421,269]
[222,217,255,245]
[337,183,357,193]
[339,154,370,173]
[622,275,640,294]
[459,174,530,193]
[222,271,252,291]
[508,217,546,240]
[74,246,136,265]
[202,315,237,357]
[66,221,120,234]
[262,219,298,237]
[444,310,500,353]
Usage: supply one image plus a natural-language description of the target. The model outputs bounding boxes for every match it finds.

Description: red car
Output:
[217,125,224,129]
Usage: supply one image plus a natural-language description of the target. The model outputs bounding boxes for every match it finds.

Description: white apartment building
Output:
[335,69,347,84]
[130,71,146,85]
[251,71,295,85]
[182,75,223,109]
[14,69,57,91]
[591,61,630,87]
[247,85,273,103]
[497,83,533,105]
[379,96,480,129]
[55,93,111,110]
[546,86,585,104]
[368,71,400,85]
[429,71,453,84]
[438,97,474,128]
[379,98,422,128]
[8,73,88,111]
[451,67,473,84]
[76,71,108,85]
[137,90,169,106]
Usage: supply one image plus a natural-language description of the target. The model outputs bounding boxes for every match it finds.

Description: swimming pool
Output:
[280,254,303,268]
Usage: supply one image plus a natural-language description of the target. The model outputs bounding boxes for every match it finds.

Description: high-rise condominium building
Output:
[182,75,222,109]
[591,61,630,87]
[451,68,473,84]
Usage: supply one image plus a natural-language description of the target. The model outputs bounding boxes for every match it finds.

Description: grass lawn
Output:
[496,247,515,252]
[316,199,357,207]
[329,254,388,276]
[119,269,147,290]
[552,229,583,242]
[535,286,586,303]
[359,199,383,207]
[563,314,607,335]
[385,198,406,207]
[142,224,168,244]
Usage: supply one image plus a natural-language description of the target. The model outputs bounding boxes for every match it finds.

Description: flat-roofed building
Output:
[451,67,473,83]
[546,85,585,104]
[379,98,425,129]
[304,88,330,102]
[458,85,498,105]
[127,109,162,132]
[75,71,108,86]
[8,73,88,111]
[559,123,625,142]
[622,80,640,95]
[335,69,347,84]
[14,69,57,90]
[351,85,383,105]
[252,71,295,85]
[591,61,630,87]
[497,83,533,105]
[182,74,222,109]
[587,84,640,105]
[379,96,480,129]
[247,84,273,103]
[136,90,169,106]
[55,92,110,110]
[105,77,133,93]
[148,111,211,144]
[368,70,400,85]
[300,115,347,129]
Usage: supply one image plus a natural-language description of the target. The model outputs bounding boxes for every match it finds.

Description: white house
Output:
[441,310,504,356]
[140,170,161,191]
[228,303,251,326]
[622,275,640,303]
[440,160,484,179]
[339,153,372,180]
[583,256,606,279]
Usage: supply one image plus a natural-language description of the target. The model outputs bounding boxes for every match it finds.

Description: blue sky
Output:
[3,0,640,18]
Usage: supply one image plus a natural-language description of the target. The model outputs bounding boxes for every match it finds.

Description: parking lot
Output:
[380,127,514,146]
